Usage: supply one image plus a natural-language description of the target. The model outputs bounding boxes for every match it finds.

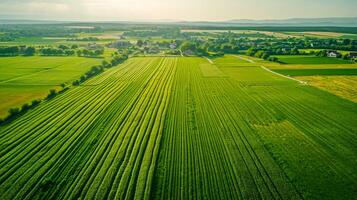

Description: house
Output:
[108,41,132,48]
[87,43,101,50]
[148,47,160,54]
[169,43,177,49]
[183,50,195,56]
[349,52,357,59]
[327,50,341,58]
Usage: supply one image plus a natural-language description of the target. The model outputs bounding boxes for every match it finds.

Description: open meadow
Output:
[256,55,357,102]
[0,56,102,118]
[0,56,356,199]
[275,55,352,64]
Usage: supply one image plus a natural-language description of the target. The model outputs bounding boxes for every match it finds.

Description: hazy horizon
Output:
[0,0,356,21]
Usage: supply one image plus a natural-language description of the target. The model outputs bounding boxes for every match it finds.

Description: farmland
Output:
[297,76,357,102]
[275,55,352,64]
[261,55,357,103]
[0,56,356,199]
[0,56,102,117]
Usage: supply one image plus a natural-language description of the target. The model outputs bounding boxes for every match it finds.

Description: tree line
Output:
[0,45,104,57]
[0,52,129,126]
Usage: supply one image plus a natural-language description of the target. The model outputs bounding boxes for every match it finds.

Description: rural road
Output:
[233,55,307,84]
[204,56,214,64]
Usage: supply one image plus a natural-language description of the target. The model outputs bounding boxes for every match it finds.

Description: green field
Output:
[0,56,102,117]
[273,68,357,76]
[276,55,352,64]
[0,56,356,199]
[297,76,357,103]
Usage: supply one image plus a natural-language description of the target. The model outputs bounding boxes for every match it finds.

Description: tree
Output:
[246,47,256,56]
[269,57,279,62]
[65,49,75,56]
[94,49,104,56]
[58,44,69,50]
[31,99,41,107]
[24,47,36,56]
[291,48,299,55]
[262,52,270,60]
[8,107,20,116]
[102,60,110,68]
[137,39,144,47]
[21,103,30,111]
[342,54,350,60]
[0,46,20,56]
[180,42,196,54]
[343,39,351,45]
[254,50,264,58]
[76,50,82,57]
[46,89,57,99]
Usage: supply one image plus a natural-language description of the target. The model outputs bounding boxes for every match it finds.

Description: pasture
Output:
[0,56,356,199]
[0,56,102,117]
[276,55,352,64]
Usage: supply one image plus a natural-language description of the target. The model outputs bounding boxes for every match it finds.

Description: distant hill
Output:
[1,17,357,27]
[222,17,357,27]
[0,19,67,24]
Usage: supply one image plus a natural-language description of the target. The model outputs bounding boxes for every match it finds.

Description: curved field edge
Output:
[0,56,102,118]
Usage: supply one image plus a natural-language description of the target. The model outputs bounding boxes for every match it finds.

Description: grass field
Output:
[276,55,352,64]
[0,33,119,46]
[0,56,356,199]
[259,54,357,103]
[296,76,357,103]
[285,32,357,39]
[273,68,357,76]
[0,56,102,117]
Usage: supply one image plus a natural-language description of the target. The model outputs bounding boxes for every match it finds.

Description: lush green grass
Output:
[273,68,357,76]
[0,56,356,200]
[152,56,357,200]
[0,57,176,199]
[276,55,352,64]
[0,56,102,117]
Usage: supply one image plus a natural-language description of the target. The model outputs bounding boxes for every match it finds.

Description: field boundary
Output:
[203,56,214,64]
[234,55,255,63]
[233,55,306,84]
[260,66,307,84]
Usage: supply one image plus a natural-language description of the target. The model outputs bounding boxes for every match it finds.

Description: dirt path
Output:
[204,57,214,64]
[234,55,255,63]
[260,65,307,84]
[234,55,306,85]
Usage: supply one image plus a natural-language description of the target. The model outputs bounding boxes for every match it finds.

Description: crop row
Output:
[0,57,177,199]
[151,56,357,200]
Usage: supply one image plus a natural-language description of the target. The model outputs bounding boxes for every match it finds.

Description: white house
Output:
[327,50,340,58]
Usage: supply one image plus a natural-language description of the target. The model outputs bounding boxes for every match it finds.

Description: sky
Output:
[0,0,356,21]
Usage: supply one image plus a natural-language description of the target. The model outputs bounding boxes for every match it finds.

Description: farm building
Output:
[327,50,341,58]
[87,43,101,50]
[109,40,132,48]
[169,43,177,49]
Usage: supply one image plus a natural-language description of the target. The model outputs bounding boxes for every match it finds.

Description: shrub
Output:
[46,89,57,99]
[72,80,80,86]
[8,107,20,116]
[31,99,41,107]
[269,57,279,62]
[21,103,30,111]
